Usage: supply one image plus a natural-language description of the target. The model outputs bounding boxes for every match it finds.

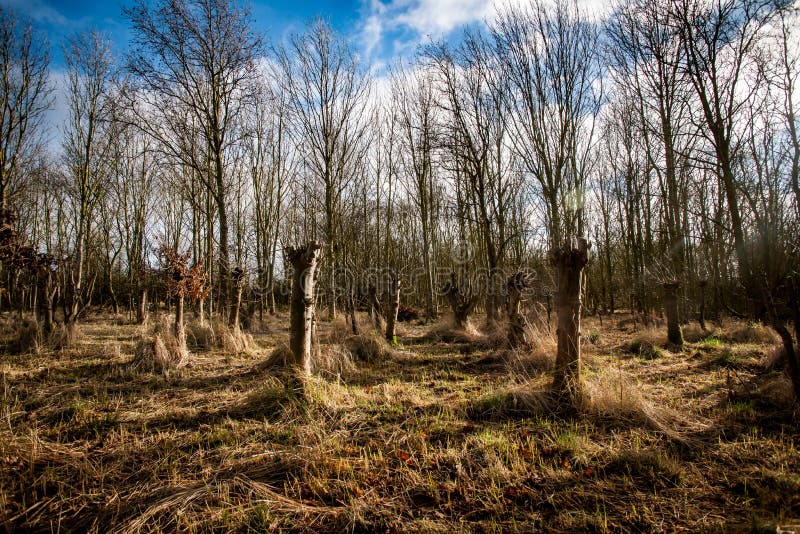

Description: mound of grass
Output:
[344,331,395,362]
[186,321,216,350]
[628,331,669,359]
[604,448,683,487]
[130,315,188,376]
[6,319,40,354]
[720,322,779,345]
[502,345,555,379]
[426,317,481,344]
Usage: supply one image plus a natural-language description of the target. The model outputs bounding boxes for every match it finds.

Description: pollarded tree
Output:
[551,236,591,404]
[286,241,324,389]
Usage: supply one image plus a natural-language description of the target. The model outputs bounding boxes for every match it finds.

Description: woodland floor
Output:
[0,311,798,533]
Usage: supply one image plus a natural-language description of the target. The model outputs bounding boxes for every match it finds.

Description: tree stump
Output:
[663,281,683,347]
[286,242,324,381]
[385,270,400,344]
[507,272,533,348]
[348,288,359,335]
[698,279,707,331]
[368,283,384,331]
[550,237,591,400]
[230,266,245,329]
[443,272,478,329]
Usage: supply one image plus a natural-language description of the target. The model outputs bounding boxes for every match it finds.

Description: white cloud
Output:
[357,0,615,65]
[393,0,492,37]
[0,0,71,27]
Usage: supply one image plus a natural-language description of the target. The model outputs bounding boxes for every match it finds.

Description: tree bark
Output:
[698,280,707,331]
[385,270,400,344]
[551,237,591,401]
[137,288,149,325]
[507,273,532,348]
[443,272,477,329]
[663,281,683,347]
[230,266,244,330]
[287,242,324,381]
[368,283,384,331]
[348,288,359,335]
[37,270,54,336]
[771,321,800,402]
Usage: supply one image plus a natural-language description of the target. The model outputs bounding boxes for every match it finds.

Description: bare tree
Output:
[274,19,370,322]
[672,0,781,302]
[0,7,50,213]
[425,30,513,324]
[391,63,439,321]
[124,0,263,321]
[493,0,602,250]
[62,30,116,327]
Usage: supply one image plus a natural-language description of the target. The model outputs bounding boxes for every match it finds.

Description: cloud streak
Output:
[356,0,615,66]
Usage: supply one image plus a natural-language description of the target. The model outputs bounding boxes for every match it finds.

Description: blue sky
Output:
[0,0,516,69]
[0,0,614,68]
[0,0,612,145]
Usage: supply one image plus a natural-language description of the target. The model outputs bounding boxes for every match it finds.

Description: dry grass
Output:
[427,316,482,344]
[720,321,780,344]
[257,342,293,371]
[186,321,216,350]
[502,326,556,379]
[47,322,81,351]
[6,319,40,354]
[581,368,708,442]
[185,320,257,355]
[0,313,798,532]
[218,324,256,355]
[344,331,395,363]
[628,329,670,359]
[129,315,189,376]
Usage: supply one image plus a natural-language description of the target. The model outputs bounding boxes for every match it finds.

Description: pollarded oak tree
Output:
[551,237,591,403]
[286,242,324,387]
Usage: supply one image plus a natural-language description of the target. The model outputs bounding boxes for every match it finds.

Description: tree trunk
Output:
[698,280,707,331]
[38,271,54,336]
[287,242,324,383]
[507,273,531,348]
[348,288,359,335]
[385,270,400,344]
[137,288,149,325]
[175,294,186,349]
[444,272,477,329]
[230,267,244,330]
[368,283,384,331]
[551,237,591,401]
[771,321,800,402]
[663,282,683,347]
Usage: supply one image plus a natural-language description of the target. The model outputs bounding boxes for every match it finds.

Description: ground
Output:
[0,311,798,533]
